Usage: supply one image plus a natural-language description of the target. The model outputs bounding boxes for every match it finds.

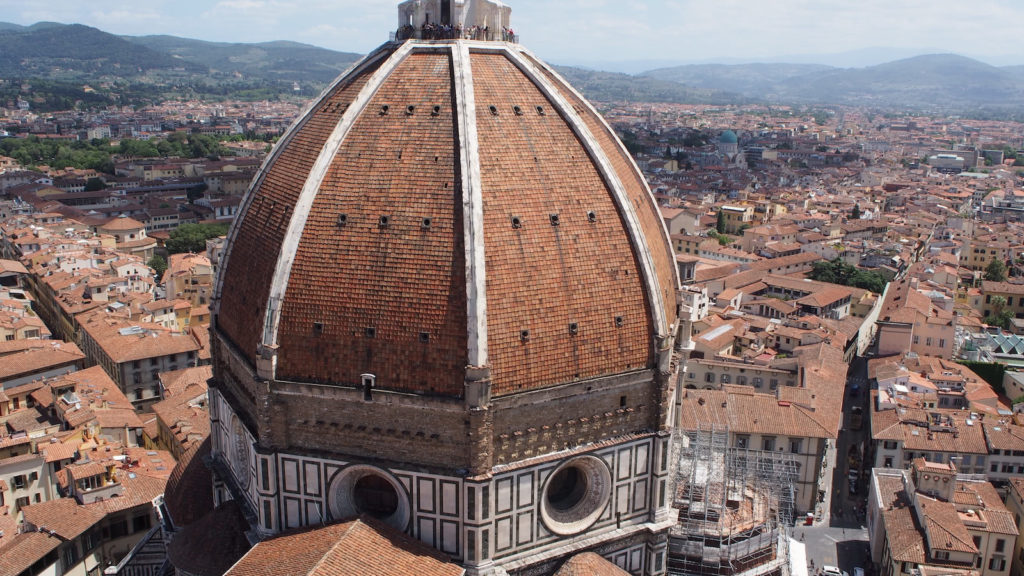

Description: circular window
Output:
[353,475,399,519]
[540,455,611,535]
[329,465,410,530]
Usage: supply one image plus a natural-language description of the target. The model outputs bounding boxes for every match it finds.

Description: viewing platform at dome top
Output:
[391,0,518,43]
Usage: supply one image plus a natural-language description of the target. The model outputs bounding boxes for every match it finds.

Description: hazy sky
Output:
[1,0,1022,69]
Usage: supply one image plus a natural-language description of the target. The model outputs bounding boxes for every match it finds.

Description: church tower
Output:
[206,2,686,574]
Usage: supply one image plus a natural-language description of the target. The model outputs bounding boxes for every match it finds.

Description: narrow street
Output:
[798,355,872,576]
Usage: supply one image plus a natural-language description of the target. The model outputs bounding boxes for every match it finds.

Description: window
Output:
[989,558,1006,571]
[132,514,152,533]
[720,374,731,384]
[934,551,949,560]
[884,457,893,467]
[762,436,776,451]
[913,335,920,344]
[736,436,748,449]
[737,376,747,386]
[687,372,695,379]
[62,543,78,568]
[770,379,779,390]
[925,337,932,346]
[752,377,762,387]
[790,439,802,454]
[939,339,945,348]
[992,463,1000,472]
[705,373,714,383]
[12,475,26,490]
[996,539,1006,553]
[883,440,898,450]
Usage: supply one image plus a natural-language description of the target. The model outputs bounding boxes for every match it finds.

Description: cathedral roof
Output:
[214,37,677,398]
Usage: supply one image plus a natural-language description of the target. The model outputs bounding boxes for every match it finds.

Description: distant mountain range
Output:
[0,22,360,84]
[642,54,1024,112]
[0,20,1022,116]
[124,35,362,84]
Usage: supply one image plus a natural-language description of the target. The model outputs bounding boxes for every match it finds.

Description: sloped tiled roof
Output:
[21,498,104,540]
[0,531,61,576]
[164,437,213,528]
[554,552,630,576]
[224,516,463,576]
[167,499,252,576]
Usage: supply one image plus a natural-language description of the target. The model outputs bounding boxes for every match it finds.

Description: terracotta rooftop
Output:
[0,531,62,576]
[554,552,630,576]
[76,308,199,364]
[0,341,85,382]
[224,515,464,576]
[99,215,145,232]
[164,438,213,529]
[22,497,105,540]
[216,41,678,398]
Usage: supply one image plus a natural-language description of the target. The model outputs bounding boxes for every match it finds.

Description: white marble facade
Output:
[210,387,671,574]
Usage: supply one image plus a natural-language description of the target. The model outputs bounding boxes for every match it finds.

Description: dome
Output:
[213,39,678,398]
[719,130,738,144]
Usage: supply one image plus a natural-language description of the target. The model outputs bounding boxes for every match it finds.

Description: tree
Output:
[84,177,106,191]
[985,257,1008,282]
[850,204,861,220]
[716,211,726,234]
[984,295,1013,329]
[148,255,168,281]
[166,223,231,254]
[808,257,888,294]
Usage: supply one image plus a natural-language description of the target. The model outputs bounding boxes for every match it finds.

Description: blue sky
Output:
[1,0,1022,69]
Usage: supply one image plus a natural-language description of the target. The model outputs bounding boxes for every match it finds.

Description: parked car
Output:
[823,565,848,576]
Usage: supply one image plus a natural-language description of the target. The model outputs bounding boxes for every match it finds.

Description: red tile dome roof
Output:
[214,39,677,397]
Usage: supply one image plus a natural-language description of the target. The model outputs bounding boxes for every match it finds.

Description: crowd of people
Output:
[394,22,517,42]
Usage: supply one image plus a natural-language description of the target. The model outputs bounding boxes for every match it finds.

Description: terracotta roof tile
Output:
[0,531,61,576]
[554,552,630,576]
[0,341,85,382]
[22,498,104,540]
[164,437,213,528]
[277,51,467,394]
[217,55,384,371]
[168,500,252,576]
[224,516,463,576]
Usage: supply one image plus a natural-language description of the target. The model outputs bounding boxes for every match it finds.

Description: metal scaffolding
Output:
[668,427,799,576]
